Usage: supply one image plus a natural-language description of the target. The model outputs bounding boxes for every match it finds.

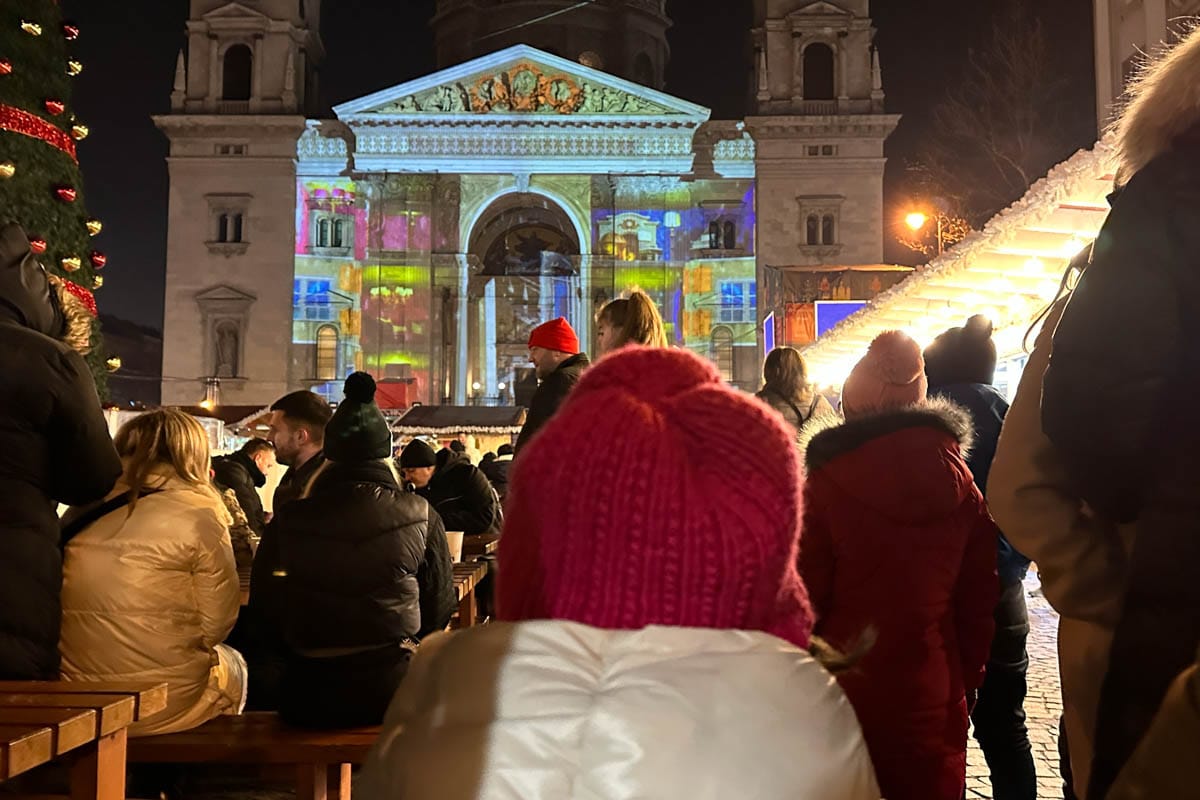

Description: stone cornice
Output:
[153,114,308,138]
[744,114,901,138]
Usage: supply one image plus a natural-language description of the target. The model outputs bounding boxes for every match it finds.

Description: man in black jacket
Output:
[515,317,590,453]
[0,222,121,679]
[212,438,275,535]
[268,390,331,510]
[481,443,514,503]
[399,439,499,536]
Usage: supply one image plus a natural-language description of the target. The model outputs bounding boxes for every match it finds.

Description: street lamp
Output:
[905,210,946,256]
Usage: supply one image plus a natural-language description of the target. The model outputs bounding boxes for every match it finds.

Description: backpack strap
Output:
[60,489,162,545]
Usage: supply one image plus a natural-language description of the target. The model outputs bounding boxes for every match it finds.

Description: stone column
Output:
[792,33,804,104]
[207,36,219,111]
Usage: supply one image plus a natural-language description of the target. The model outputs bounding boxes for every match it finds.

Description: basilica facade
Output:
[157,1,898,407]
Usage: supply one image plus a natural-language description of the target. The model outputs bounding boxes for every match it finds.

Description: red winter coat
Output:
[799,400,998,800]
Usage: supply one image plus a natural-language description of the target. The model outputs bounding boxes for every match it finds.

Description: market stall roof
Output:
[389,405,528,436]
[772,263,915,273]
[801,135,1117,386]
[175,405,269,427]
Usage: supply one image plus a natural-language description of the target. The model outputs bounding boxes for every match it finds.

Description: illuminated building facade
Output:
[158,1,896,406]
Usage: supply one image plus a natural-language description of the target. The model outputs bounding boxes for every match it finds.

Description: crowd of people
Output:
[1,25,1198,800]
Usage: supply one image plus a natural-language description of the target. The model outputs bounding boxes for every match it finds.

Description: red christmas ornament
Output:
[28,237,47,254]
[55,186,77,203]
[0,59,12,75]
[44,99,65,115]
[90,251,106,269]
[0,104,78,161]
[62,23,80,40]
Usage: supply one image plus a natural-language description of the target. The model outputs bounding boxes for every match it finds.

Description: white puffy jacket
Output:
[361,620,880,799]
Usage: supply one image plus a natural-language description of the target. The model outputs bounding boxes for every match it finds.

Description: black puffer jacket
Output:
[418,450,499,536]
[0,223,121,679]
[212,451,266,535]
[515,352,590,453]
[251,460,456,651]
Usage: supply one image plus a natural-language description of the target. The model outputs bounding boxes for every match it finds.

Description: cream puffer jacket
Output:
[59,468,243,736]
[360,620,880,800]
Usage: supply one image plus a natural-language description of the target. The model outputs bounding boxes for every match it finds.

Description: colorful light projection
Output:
[359,264,434,400]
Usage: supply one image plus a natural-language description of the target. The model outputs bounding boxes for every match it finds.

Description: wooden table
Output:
[462,533,499,559]
[452,561,490,628]
[0,681,167,800]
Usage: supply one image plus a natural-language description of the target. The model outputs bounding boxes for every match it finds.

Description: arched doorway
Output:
[464,193,585,406]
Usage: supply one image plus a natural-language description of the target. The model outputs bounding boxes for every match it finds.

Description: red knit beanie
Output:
[527,317,580,354]
[498,346,814,648]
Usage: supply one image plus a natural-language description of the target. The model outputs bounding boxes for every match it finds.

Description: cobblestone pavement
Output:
[967,571,1066,800]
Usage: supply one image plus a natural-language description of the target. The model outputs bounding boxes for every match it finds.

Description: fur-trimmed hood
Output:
[1114,26,1200,184]
[801,398,977,523]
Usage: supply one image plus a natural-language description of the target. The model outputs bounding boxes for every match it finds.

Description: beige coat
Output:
[987,298,1135,798]
[59,469,244,736]
[360,620,880,800]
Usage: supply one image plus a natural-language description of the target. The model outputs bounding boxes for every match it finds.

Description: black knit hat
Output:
[324,373,393,463]
[924,315,998,387]
[399,438,437,468]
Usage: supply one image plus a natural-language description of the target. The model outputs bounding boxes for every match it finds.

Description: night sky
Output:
[64,0,1096,332]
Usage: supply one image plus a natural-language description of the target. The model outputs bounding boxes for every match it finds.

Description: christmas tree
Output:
[0,0,109,396]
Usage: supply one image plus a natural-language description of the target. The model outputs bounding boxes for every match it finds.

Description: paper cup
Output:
[446,531,464,563]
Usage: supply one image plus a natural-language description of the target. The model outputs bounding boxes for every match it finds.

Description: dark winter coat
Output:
[929,382,1029,585]
[272,451,325,511]
[480,454,512,503]
[248,459,456,726]
[418,450,500,536]
[515,353,590,453]
[0,223,121,679]
[799,400,999,800]
[211,451,266,535]
[1042,128,1200,799]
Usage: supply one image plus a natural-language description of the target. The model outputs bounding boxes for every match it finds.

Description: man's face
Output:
[251,448,277,476]
[529,346,560,379]
[401,466,436,488]
[268,411,305,467]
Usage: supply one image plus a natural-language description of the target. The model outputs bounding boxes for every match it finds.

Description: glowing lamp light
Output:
[497,382,507,391]
[1022,257,1045,274]
[905,212,928,231]
[1060,236,1088,259]
[198,398,215,411]
[471,381,482,392]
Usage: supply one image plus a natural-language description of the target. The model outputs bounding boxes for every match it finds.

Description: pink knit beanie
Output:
[840,330,928,418]
[498,346,814,649]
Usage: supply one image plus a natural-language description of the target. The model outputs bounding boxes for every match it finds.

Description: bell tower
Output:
[431,0,671,89]
[156,0,322,406]
[746,0,899,275]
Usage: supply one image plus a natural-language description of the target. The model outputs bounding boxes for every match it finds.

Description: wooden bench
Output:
[452,561,490,629]
[127,712,378,800]
[0,681,167,800]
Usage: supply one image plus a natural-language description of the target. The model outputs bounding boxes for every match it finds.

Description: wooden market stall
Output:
[388,405,527,456]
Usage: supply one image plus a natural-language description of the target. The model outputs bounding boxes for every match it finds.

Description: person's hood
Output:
[360,620,880,800]
[555,351,591,374]
[1113,29,1200,183]
[0,222,64,338]
[802,398,976,523]
[435,448,472,475]
[216,451,267,488]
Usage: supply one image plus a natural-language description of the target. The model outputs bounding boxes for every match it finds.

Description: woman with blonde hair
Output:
[59,409,244,736]
[756,346,836,434]
[595,290,668,355]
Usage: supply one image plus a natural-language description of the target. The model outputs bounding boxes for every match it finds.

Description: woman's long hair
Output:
[761,347,813,405]
[597,291,668,351]
[113,409,219,512]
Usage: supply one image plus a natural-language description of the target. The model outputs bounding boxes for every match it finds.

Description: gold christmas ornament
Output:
[61,256,82,272]
[86,218,102,235]
[0,162,14,179]
[21,21,43,36]
[92,275,103,289]
[67,59,83,76]
[105,356,122,372]
[71,124,89,140]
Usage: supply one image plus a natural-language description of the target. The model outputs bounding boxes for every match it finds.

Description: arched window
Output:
[806,214,820,245]
[315,325,338,381]
[298,0,306,19]
[231,213,244,243]
[222,44,253,101]
[723,221,737,250]
[803,43,836,100]
[822,214,836,245]
[711,327,734,382]
[708,221,721,249]
[217,214,230,243]
[332,219,345,248]
[316,218,330,248]
[633,52,654,86]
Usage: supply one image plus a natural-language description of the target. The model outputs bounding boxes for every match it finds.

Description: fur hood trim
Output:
[1114,27,1200,183]
[801,397,974,472]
